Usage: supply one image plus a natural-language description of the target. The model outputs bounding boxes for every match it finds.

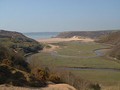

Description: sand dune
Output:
[37,36,94,43]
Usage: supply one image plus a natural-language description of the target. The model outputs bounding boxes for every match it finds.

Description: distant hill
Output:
[0,30,22,37]
[57,30,120,60]
[0,30,43,55]
[96,31,120,60]
[96,31,120,45]
[0,30,37,42]
[56,30,119,38]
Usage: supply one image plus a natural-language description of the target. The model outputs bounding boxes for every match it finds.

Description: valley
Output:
[27,39,120,90]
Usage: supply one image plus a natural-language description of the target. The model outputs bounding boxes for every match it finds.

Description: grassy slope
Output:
[0,30,46,87]
[96,31,120,60]
[0,30,43,55]
[97,31,120,45]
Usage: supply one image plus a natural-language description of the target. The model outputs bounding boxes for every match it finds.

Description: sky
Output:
[0,0,120,32]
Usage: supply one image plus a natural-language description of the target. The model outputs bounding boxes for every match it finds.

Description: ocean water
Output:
[24,32,59,39]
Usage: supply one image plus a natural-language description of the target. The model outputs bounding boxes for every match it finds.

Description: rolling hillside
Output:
[0,30,100,90]
[96,31,120,60]
[0,30,47,87]
[57,30,120,60]
[0,30,43,55]
[56,30,118,38]
[96,31,120,45]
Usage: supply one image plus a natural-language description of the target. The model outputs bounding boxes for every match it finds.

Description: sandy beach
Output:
[36,36,94,43]
[37,36,94,53]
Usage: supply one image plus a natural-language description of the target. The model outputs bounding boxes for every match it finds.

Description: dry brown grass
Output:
[102,84,120,90]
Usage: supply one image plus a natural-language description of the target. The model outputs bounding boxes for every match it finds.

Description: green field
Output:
[28,41,120,89]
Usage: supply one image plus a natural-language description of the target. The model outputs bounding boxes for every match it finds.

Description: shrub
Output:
[46,45,51,49]
[22,44,43,53]
[48,73,62,84]
[10,71,28,86]
[0,74,7,84]
[0,45,11,61]
[29,80,46,87]
[11,53,30,72]
[31,68,49,81]
[0,65,12,84]
[48,70,101,90]
[2,59,12,66]
[90,83,101,90]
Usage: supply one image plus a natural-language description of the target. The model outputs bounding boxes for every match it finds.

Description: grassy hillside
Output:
[0,30,78,89]
[0,30,43,55]
[96,31,120,45]
[56,30,118,38]
[0,30,48,87]
[96,31,120,60]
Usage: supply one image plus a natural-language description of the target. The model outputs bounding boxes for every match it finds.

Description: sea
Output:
[24,32,59,39]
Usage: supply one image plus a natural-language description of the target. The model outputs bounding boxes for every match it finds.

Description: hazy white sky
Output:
[0,0,120,32]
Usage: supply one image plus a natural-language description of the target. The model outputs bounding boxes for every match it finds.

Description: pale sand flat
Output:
[36,37,94,43]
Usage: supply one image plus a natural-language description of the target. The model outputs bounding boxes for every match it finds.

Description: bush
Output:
[2,59,12,66]
[22,44,43,53]
[48,73,62,84]
[48,70,101,90]
[29,80,46,87]
[0,65,12,84]
[90,84,101,90]
[0,74,7,84]
[11,53,30,72]
[0,45,11,61]
[10,71,28,86]
[31,68,49,82]
[46,45,51,49]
